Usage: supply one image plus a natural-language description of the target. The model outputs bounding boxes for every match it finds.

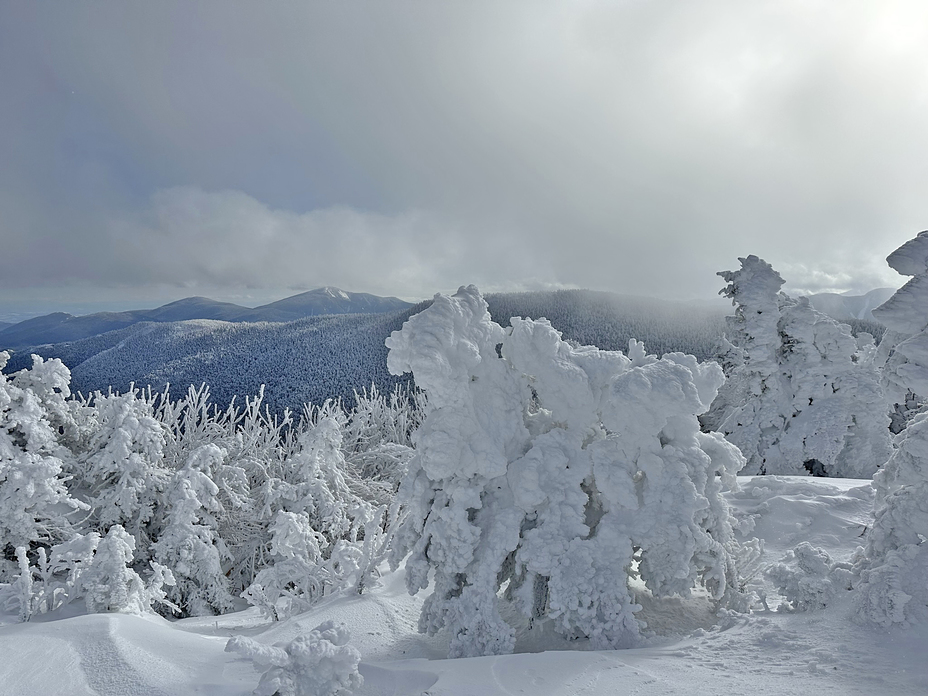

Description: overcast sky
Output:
[2,1,928,320]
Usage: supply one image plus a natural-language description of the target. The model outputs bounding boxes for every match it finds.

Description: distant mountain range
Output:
[1,287,890,415]
[0,287,412,350]
[3,290,734,414]
[805,288,896,322]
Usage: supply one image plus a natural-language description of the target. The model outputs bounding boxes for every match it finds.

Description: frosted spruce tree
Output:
[856,232,928,626]
[239,414,381,618]
[706,256,890,477]
[77,389,170,560]
[153,443,236,615]
[80,525,176,614]
[0,353,87,580]
[702,256,788,472]
[386,286,748,658]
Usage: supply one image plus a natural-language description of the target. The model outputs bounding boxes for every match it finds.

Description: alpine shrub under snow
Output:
[226,620,363,696]
[385,285,748,658]
[0,350,419,621]
[765,542,853,612]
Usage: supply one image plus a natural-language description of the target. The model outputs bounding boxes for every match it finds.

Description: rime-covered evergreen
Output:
[386,286,748,657]
[226,620,363,696]
[0,353,87,573]
[856,231,928,627]
[705,256,891,477]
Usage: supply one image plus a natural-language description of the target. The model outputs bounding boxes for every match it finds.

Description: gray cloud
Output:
[2,1,927,313]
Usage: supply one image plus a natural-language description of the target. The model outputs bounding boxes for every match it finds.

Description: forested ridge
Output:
[3,291,748,415]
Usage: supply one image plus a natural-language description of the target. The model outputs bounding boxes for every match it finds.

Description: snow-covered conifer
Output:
[240,410,387,618]
[765,542,853,612]
[77,389,169,557]
[873,232,928,419]
[153,443,235,615]
[386,286,747,657]
[8,354,92,454]
[241,510,327,619]
[81,525,163,613]
[707,257,890,477]
[0,353,87,575]
[855,232,928,626]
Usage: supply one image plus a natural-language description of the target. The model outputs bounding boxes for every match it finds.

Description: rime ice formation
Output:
[856,231,928,627]
[386,285,747,658]
[0,356,406,622]
[706,256,891,477]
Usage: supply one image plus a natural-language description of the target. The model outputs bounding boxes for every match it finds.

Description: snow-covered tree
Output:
[765,542,854,612]
[873,232,928,424]
[241,510,365,620]
[8,354,93,454]
[706,256,890,477]
[0,353,87,578]
[77,389,170,558]
[856,232,928,626]
[341,384,420,487]
[386,285,747,658]
[81,525,176,614]
[2,527,177,620]
[240,412,387,618]
[153,443,235,616]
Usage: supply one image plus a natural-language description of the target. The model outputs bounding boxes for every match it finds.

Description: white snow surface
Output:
[3,476,927,696]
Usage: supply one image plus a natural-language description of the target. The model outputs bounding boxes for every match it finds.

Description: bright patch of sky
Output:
[2,1,926,317]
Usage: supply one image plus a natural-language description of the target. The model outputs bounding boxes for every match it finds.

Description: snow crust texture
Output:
[386,285,748,657]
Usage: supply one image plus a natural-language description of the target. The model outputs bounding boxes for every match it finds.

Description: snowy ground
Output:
[2,476,927,696]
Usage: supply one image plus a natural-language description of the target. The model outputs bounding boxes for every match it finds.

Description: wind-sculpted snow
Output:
[873,237,928,407]
[386,285,749,658]
[884,230,928,277]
